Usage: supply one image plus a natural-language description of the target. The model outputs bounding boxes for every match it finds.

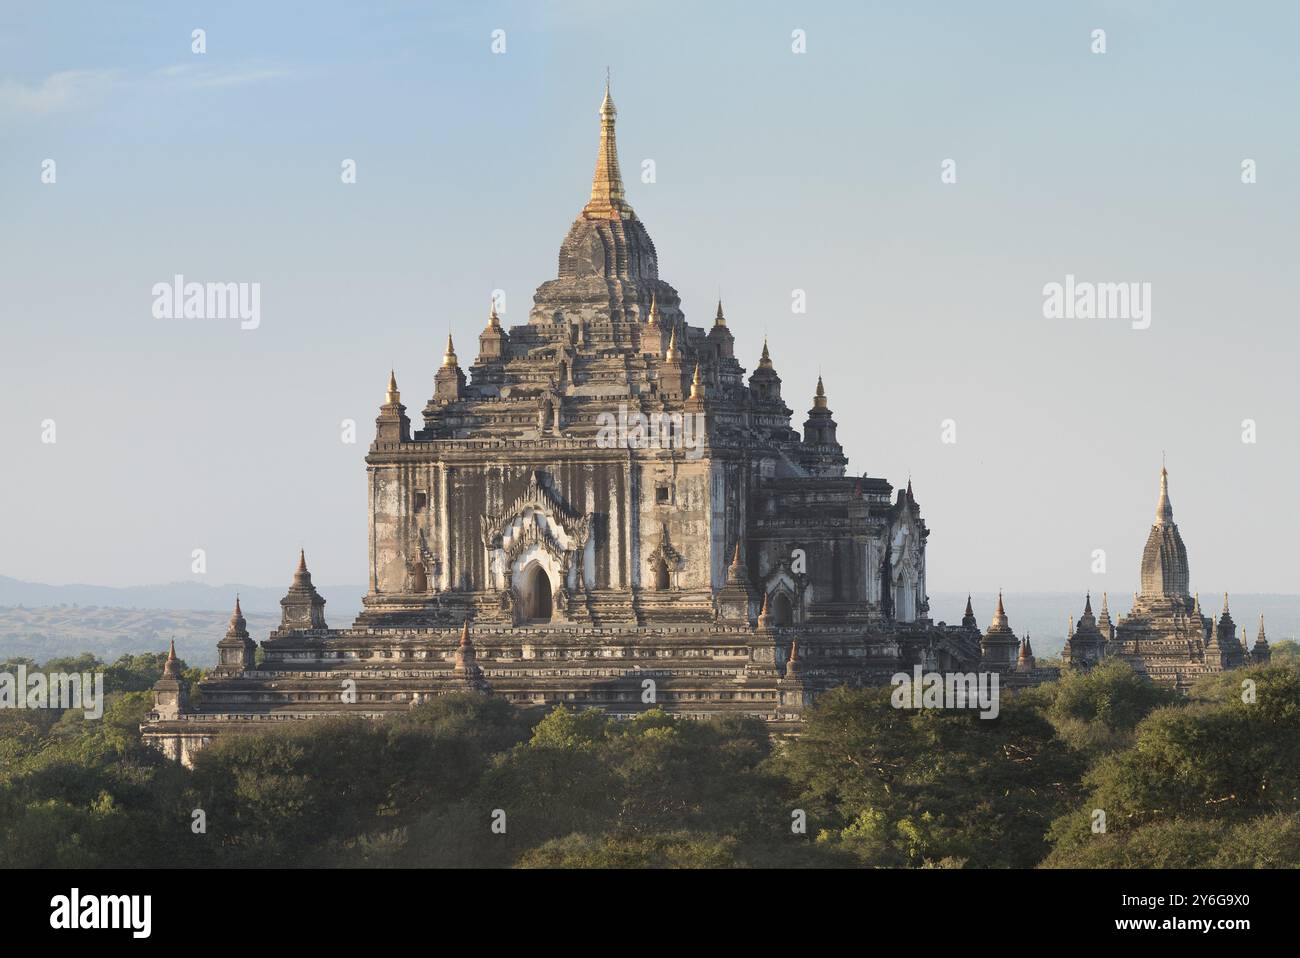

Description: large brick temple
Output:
[141,88,1267,764]
[142,85,984,763]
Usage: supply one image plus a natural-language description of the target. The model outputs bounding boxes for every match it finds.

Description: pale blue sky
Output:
[2,1,1297,597]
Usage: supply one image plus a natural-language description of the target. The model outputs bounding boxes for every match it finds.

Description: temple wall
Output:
[371,455,643,596]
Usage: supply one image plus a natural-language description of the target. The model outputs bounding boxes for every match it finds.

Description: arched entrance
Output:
[652,556,671,591]
[772,593,793,627]
[519,563,553,622]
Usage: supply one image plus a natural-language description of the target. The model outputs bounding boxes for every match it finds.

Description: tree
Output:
[777,685,1086,867]
[1044,662,1300,867]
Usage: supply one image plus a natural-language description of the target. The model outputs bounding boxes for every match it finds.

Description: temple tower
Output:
[981,592,1019,671]
[1140,467,1190,598]
[279,550,328,631]
[216,596,257,672]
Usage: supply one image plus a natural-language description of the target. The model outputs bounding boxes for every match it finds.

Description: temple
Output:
[1060,466,1270,691]
[140,91,1267,765]
[141,85,977,764]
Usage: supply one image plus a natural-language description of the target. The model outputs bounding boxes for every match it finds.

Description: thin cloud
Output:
[153,63,301,89]
[0,62,299,116]
[0,69,120,115]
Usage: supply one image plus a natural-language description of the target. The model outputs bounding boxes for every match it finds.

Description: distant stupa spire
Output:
[1156,463,1174,523]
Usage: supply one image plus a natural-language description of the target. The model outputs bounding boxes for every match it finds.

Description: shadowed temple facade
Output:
[141,86,976,763]
[140,89,1267,763]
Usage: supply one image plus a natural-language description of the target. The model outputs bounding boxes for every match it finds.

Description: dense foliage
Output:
[1,651,1297,868]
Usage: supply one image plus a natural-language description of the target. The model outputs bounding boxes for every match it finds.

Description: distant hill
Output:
[0,606,277,667]
[0,574,366,618]
[0,575,366,667]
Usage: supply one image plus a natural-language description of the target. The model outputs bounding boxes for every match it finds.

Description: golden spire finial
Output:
[386,369,400,404]
[690,363,703,398]
[1155,462,1173,523]
[715,300,726,326]
[488,296,500,327]
[666,324,679,361]
[442,333,458,367]
[647,292,661,327]
[813,375,827,409]
[585,77,632,220]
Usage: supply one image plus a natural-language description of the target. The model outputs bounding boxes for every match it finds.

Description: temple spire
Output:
[1155,465,1173,523]
[759,338,773,368]
[163,638,182,678]
[715,300,726,326]
[442,334,458,368]
[813,375,828,409]
[584,79,632,219]
[385,369,400,404]
[690,363,703,399]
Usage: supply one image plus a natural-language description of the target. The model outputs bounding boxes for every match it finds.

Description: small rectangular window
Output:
[656,485,670,504]
[414,491,428,513]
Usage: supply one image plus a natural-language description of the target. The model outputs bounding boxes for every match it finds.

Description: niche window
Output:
[656,484,671,504]
[413,491,428,514]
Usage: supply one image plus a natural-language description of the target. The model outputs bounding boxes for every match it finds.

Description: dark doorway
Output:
[653,557,671,591]
[521,563,553,622]
[772,593,793,626]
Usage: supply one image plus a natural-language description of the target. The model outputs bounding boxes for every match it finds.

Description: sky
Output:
[1,1,1297,599]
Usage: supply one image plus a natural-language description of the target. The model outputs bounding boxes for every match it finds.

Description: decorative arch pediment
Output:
[646,522,683,570]
[481,471,594,599]
[763,568,798,599]
[482,470,590,551]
